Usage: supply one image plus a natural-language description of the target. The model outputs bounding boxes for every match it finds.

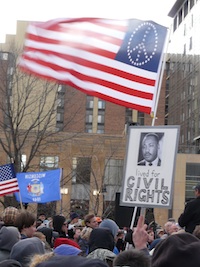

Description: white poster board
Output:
[120,125,180,208]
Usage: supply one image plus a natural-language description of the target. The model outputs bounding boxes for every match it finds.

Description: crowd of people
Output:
[0,203,200,267]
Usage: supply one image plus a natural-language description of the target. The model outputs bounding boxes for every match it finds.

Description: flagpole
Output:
[151,27,171,127]
[60,168,64,215]
[18,190,24,210]
[10,158,24,210]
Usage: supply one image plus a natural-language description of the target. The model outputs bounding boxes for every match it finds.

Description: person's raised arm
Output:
[132,215,149,253]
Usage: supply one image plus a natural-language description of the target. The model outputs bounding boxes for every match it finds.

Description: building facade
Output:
[0,9,200,227]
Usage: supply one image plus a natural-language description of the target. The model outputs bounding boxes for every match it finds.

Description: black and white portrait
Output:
[137,132,164,166]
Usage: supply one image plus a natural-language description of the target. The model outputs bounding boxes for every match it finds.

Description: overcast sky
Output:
[0,0,176,42]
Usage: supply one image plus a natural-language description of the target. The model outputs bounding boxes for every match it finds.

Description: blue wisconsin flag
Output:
[15,168,62,203]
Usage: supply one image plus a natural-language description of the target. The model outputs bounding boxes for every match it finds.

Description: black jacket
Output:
[178,196,200,233]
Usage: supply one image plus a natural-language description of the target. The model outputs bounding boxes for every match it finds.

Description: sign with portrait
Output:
[120,126,180,208]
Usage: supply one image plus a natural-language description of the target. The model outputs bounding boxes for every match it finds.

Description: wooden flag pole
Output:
[10,158,24,210]
[151,26,171,127]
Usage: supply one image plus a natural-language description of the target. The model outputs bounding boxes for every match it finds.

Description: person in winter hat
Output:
[152,232,200,267]
[52,215,67,238]
[88,227,115,253]
[2,207,19,227]
[99,218,119,238]
[30,254,108,267]
[10,237,45,267]
[53,244,82,256]
[99,218,120,254]
[87,227,116,267]
[0,226,20,261]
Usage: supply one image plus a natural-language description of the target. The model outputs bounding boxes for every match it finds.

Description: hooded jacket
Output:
[0,226,20,261]
[10,237,45,267]
[99,219,119,238]
[88,227,115,253]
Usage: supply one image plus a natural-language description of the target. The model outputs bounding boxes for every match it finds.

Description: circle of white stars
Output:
[127,22,158,66]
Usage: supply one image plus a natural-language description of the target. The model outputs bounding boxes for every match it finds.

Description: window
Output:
[184,24,186,36]
[86,114,93,123]
[85,96,94,133]
[183,44,186,55]
[40,156,59,171]
[1,53,8,60]
[57,85,65,93]
[97,114,104,124]
[72,157,91,184]
[98,100,105,109]
[190,14,193,28]
[86,96,94,109]
[97,127,104,133]
[173,16,177,32]
[56,113,64,123]
[57,98,64,107]
[186,163,200,201]
[184,1,188,17]
[104,159,124,185]
[85,125,93,133]
[138,112,144,125]
[189,36,193,50]
[21,154,27,171]
[178,8,183,25]
[125,108,133,123]
[190,0,194,10]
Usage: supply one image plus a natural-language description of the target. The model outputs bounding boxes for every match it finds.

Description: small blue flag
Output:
[15,169,62,203]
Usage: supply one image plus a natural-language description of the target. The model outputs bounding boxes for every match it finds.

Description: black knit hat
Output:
[152,232,200,267]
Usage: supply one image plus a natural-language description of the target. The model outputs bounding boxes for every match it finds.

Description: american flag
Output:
[19,18,168,115]
[0,164,19,196]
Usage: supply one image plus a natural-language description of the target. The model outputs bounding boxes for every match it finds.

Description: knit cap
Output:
[152,232,200,267]
[54,237,80,249]
[54,244,81,256]
[70,212,79,221]
[2,207,19,226]
[99,219,119,237]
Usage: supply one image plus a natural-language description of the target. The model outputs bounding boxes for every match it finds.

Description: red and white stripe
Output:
[0,177,19,196]
[19,18,161,114]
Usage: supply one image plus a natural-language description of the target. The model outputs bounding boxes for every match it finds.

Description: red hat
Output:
[54,238,80,249]
[96,217,102,223]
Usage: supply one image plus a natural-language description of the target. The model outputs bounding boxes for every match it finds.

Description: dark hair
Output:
[14,211,36,232]
[84,214,95,225]
[143,133,159,144]
[113,249,151,267]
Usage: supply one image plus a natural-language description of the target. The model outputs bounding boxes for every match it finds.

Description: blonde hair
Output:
[29,252,54,267]
[80,226,93,240]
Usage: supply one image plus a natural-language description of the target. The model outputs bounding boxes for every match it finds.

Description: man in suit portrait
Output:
[137,132,161,166]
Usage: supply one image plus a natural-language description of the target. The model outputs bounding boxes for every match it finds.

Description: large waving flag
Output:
[0,163,19,196]
[15,168,62,203]
[19,18,168,114]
